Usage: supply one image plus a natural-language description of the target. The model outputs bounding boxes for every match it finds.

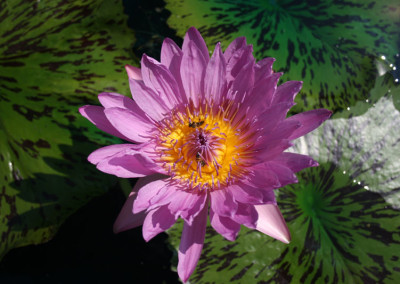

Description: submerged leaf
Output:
[165,0,400,112]
[168,74,400,282]
[0,0,135,258]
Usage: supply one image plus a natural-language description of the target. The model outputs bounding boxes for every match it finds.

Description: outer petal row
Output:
[178,204,208,283]
[80,92,153,143]
[89,143,159,178]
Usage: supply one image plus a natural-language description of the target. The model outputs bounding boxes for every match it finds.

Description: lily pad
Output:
[168,74,400,283]
[165,0,400,113]
[0,0,135,258]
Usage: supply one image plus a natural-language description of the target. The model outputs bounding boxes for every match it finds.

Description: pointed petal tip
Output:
[280,234,291,244]
[312,160,319,167]
[112,223,125,234]
[142,229,152,243]
[254,204,291,244]
[78,105,92,119]
[113,209,146,234]
[78,105,87,114]
[178,270,191,283]
[125,64,142,80]
[188,26,200,34]
[140,53,150,64]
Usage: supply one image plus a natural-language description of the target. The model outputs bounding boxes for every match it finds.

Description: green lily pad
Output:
[165,0,400,113]
[167,74,400,283]
[0,0,136,259]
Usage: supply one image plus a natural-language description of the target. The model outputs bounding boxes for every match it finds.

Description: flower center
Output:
[183,127,225,168]
[153,99,257,192]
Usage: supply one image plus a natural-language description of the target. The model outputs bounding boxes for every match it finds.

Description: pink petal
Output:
[256,139,293,161]
[79,105,131,141]
[113,190,147,233]
[146,185,179,211]
[210,208,240,241]
[232,203,258,229]
[265,120,301,141]
[272,152,319,173]
[178,204,208,283]
[161,38,187,104]
[258,188,277,204]
[256,102,295,133]
[230,60,255,103]
[272,80,303,104]
[261,162,298,187]
[226,45,253,82]
[141,55,181,107]
[182,27,209,64]
[98,92,128,108]
[228,182,264,204]
[247,168,280,188]
[96,146,159,178]
[203,42,226,104]
[129,79,170,121]
[134,173,169,191]
[286,109,332,140]
[251,72,282,108]
[167,191,207,225]
[256,118,301,145]
[142,205,177,242]
[133,178,169,213]
[255,57,275,82]
[104,107,153,143]
[254,204,291,244]
[180,41,207,107]
[161,37,182,67]
[224,36,247,62]
[238,179,278,204]
[88,144,136,165]
[98,93,149,122]
[125,64,142,80]
[210,188,237,218]
[242,73,285,117]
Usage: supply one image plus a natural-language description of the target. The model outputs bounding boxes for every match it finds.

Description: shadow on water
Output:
[0,183,179,284]
[1,122,179,283]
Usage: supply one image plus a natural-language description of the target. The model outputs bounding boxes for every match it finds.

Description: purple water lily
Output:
[80,27,331,282]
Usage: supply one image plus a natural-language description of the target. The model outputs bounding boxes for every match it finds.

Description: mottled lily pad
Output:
[165,0,400,113]
[167,74,400,283]
[0,0,135,258]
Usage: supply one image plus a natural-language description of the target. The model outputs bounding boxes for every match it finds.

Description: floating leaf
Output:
[165,0,400,112]
[168,74,400,283]
[0,0,136,258]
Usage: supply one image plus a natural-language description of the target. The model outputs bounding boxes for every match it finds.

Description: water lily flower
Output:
[79,27,331,282]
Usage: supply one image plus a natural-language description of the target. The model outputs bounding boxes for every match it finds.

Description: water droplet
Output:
[381,55,386,60]
[347,107,350,111]
[343,170,346,174]
[395,79,399,83]
[393,66,397,70]
[365,99,369,103]
[364,186,369,190]
[353,179,357,183]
